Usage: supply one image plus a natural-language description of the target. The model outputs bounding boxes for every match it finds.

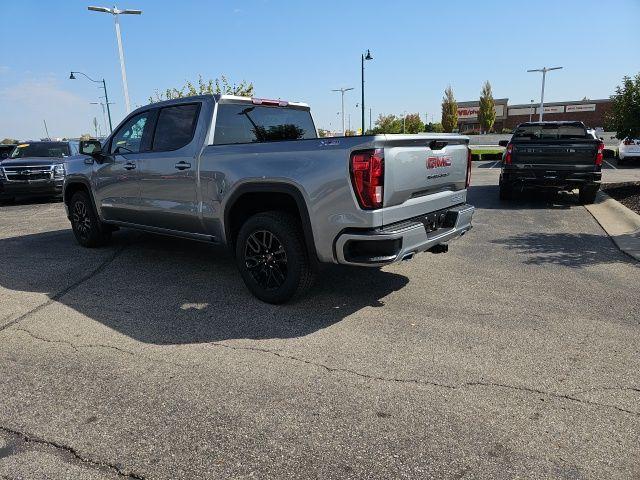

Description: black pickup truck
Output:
[498,121,603,204]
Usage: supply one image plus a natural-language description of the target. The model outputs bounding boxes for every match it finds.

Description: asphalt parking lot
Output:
[1,165,639,479]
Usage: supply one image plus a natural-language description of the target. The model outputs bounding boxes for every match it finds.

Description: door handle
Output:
[123,162,136,170]
[174,161,191,170]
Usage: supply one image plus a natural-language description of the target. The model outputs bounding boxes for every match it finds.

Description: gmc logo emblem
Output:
[426,156,451,169]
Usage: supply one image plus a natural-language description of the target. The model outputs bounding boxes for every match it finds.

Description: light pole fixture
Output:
[527,66,563,121]
[332,87,354,136]
[88,5,142,114]
[70,71,113,133]
[361,49,373,135]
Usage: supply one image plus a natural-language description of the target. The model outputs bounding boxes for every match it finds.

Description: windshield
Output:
[10,142,71,158]
[213,104,317,145]
[513,124,588,140]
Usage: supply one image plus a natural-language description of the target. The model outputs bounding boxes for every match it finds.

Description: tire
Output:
[235,211,314,304]
[617,156,625,166]
[579,185,599,205]
[499,181,513,201]
[69,190,111,247]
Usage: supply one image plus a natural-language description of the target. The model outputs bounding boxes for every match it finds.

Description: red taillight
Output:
[504,143,513,164]
[623,138,635,145]
[466,147,472,188]
[350,148,384,209]
[595,141,604,166]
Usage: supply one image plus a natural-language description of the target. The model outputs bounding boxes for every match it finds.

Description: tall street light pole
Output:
[527,66,562,121]
[88,5,142,114]
[361,49,373,135]
[70,71,114,133]
[332,87,354,136]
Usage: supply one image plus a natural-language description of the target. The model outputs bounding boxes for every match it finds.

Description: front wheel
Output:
[70,191,111,247]
[579,185,599,205]
[235,211,314,304]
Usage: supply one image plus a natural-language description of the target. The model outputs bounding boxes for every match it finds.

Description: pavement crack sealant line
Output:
[0,425,145,479]
[206,341,640,417]
[0,243,127,333]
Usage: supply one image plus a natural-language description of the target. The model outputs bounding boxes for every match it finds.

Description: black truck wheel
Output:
[70,191,112,247]
[499,181,513,200]
[235,211,314,304]
[578,185,599,205]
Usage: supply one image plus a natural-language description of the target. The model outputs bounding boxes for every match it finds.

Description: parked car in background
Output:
[498,121,603,204]
[0,140,78,202]
[0,144,16,160]
[64,94,474,303]
[618,137,640,165]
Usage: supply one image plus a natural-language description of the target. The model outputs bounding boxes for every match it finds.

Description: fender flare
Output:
[223,182,318,263]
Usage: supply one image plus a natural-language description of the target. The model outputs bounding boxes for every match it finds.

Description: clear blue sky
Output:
[1,0,639,139]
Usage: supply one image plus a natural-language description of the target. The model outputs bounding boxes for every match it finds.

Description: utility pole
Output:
[331,87,354,136]
[369,108,372,132]
[43,120,50,139]
[88,5,142,114]
[529,99,534,122]
[71,71,114,132]
[527,66,563,121]
[361,49,373,135]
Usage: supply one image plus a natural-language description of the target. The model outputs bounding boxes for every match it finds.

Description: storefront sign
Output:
[565,103,596,112]
[536,105,565,114]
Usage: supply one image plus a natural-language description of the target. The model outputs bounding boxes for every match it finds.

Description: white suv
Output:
[618,137,640,165]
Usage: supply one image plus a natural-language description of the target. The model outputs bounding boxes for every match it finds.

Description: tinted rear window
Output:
[213,104,316,145]
[152,103,200,151]
[513,124,588,140]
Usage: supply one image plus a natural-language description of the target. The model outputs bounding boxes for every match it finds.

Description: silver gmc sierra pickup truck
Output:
[64,94,474,303]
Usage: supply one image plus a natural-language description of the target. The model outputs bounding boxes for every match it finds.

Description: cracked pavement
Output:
[0,166,639,479]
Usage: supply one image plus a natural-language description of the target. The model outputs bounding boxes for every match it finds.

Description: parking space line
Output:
[489,161,500,169]
[604,160,617,170]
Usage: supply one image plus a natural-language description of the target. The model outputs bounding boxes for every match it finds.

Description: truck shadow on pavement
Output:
[468,184,577,210]
[491,232,635,268]
[0,229,409,344]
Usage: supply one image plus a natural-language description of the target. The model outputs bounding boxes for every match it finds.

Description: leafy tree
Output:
[149,75,254,103]
[318,128,331,138]
[403,113,424,134]
[1,138,19,144]
[345,129,356,136]
[424,122,444,133]
[441,86,458,133]
[606,73,640,139]
[478,81,496,133]
[79,133,93,140]
[371,114,403,134]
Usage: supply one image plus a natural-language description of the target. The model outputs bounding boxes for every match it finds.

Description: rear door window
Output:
[152,103,200,151]
[213,104,316,145]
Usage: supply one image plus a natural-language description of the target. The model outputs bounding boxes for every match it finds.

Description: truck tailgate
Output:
[381,135,469,225]
[511,141,599,168]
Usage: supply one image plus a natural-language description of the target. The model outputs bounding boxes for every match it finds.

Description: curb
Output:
[584,191,640,262]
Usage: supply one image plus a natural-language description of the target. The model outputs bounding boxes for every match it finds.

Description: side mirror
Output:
[498,140,509,147]
[79,139,102,156]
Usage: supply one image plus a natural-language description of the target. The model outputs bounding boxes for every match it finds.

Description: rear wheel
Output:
[70,191,111,247]
[499,181,513,200]
[579,185,599,205]
[235,211,314,304]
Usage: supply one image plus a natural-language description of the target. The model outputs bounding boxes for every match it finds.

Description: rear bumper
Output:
[501,167,600,189]
[0,179,63,198]
[334,204,474,267]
